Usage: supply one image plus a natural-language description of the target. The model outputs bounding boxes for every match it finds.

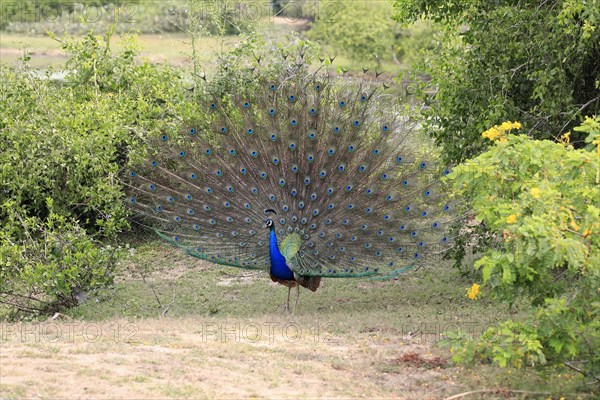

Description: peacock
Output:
[125,47,460,313]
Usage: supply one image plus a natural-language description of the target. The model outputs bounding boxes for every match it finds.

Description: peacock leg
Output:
[283,286,291,314]
[293,284,300,314]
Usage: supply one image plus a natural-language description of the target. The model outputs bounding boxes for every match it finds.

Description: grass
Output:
[0,235,587,398]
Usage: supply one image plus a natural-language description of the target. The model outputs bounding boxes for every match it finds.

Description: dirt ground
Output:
[1,317,462,399]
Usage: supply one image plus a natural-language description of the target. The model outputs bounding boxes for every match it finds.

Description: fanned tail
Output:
[124,44,465,279]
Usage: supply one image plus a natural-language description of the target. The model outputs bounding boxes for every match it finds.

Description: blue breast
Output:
[269,228,295,280]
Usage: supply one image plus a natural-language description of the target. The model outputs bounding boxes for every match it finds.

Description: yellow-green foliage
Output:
[445,118,599,376]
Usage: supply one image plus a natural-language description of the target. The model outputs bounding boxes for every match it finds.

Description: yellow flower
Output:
[466,284,480,300]
[482,121,522,142]
[507,214,517,224]
[561,131,571,144]
[583,229,592,238]
[570,219,581,230]
[530,187,541,198]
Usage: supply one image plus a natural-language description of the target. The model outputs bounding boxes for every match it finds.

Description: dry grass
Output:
[1,317,468,399]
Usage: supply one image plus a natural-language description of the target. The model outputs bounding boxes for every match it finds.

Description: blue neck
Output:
[269,227,294,280]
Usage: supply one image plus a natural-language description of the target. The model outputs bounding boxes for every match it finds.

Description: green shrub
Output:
[0,200,121,317]
[0,28,193,316]
[393,0,600,163]
[1,0,257,36]
[444,118,600,378]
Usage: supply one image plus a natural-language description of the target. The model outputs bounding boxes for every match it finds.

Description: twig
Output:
[141,274,163,309]
[556,95,600,137]
[141,274,177,316]
[162,286,177,316]
[565,361,600,383]
[46,312,73,322]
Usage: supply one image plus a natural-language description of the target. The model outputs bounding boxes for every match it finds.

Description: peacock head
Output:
[263,209,277,229]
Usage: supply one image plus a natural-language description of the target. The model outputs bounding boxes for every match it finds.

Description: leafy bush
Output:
[444,118,600,378]
[393,0,600,163]
[0,28,193,316]
[0,200,121,317]
[1,0,257,35]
